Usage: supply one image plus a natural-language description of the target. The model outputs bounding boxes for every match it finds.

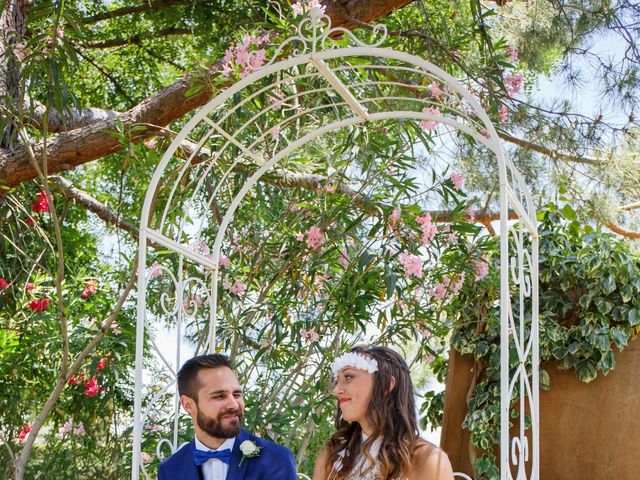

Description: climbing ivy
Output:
[422,202,640,479]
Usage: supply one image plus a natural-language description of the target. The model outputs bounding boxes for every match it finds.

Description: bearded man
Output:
[158,354,297,480]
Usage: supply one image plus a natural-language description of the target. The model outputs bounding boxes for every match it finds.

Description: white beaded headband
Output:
[331,352,378,376]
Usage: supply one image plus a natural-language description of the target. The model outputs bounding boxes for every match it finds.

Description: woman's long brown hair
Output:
[324,346,419,480]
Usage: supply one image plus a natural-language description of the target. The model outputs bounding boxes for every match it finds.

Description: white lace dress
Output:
[333,436,387,480]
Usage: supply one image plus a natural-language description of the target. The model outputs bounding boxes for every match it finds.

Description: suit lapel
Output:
[226,430,250,480]
[181,441,202,480]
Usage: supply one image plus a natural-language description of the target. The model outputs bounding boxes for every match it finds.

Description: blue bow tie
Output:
[193,448,232,466]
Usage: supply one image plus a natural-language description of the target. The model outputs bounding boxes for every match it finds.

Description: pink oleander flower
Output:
[305,226,324,250]
[466,207,476,222]
[224,280,247,296]
[429,81,443,99]
[295,232,305,242]
[141,452,153,464]
[149,261,163,279]
[390,207,400,224]
[447,232,458,245]
[499,104,509,123]
[111,321,122,336]
[325,183,336,193]
[416,213,437,246]
[59,419,73,435]
[508,45,518,62]
[399,252,423,279]
[219,255,231,267]
[25,282,34,291]
[420,107,440,131]
[31,190,49,213]
[17,422,32,442]
[271,125,280,139]
[433,283,447,299]
[301,329,320,342]
[292,1,304,16]
[450,172,465,190]
[471,259,489,280]
[0,278,7,290]
[505,72,524,95]
[425,353,436,362]
[73,422,85,436]
[143,138,157,149]
[84,375,100,398]
[28,297,50,312]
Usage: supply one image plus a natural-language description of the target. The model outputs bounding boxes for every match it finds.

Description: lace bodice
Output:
[334,436,387,480]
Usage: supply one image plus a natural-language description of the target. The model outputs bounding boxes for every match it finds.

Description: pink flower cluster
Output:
[505,72,523,95]
[471,259,489,280]
[81,279,97,299]
[389,207,400,225]
[31,191,49,213]
[0,278,7,289]
[305,226,324,250]
[223,280,247,295]
[433,272,465,299]
[218,255,231,267]
[399,253,423,279]
[508,46,519,62]
[222,34,270,78]
[292,0,326,17]
[420,107,440,131]
[429,81,444,100]
[450,172,465,190]
[59,420,85,436]
[149,261,163,279]
[416,213,437,247]
[301,329,320,342]
[499,104,509,123]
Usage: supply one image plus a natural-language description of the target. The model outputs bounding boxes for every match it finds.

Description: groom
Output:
[158,354,297,480]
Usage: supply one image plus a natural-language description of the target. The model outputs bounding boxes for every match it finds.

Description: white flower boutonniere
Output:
[239,440,262,466]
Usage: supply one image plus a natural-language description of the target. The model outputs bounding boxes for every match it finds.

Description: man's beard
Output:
[196,407,243,438]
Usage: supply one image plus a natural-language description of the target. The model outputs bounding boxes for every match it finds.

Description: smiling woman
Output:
[313,346,454,480]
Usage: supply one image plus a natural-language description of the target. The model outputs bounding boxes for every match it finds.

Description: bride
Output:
[313,346,454,480]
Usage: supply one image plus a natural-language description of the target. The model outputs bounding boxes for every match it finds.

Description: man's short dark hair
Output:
[177,353,233,400]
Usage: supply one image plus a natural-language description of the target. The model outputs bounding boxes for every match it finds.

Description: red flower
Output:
[0,278,7,290]
[31,191,49,213]
[28,298,51,312]
[68,376,77,385]
[25,283,35,291]
[96,357,107,371]
[81,279,98,299]
[17,422,32,442]
[24,217,34,225]
[84,375,100,397]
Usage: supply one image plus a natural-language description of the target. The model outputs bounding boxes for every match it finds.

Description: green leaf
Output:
[610,327,628,349]
[384,265,396,300]
[561,204,576,220]
[629,309,640,326]
[539,369,551,391]
[575,359,597,383]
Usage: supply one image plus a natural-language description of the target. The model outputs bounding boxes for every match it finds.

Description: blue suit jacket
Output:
[158,429,297,480]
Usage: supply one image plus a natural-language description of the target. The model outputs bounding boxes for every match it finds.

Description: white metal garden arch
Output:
[132,8,539,480]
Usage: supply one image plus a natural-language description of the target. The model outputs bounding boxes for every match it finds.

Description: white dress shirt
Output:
[194,435,236,480]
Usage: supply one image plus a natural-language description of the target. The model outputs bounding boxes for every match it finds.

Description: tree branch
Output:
[498,132,603,166]
[85,27,193,49]
[50,175,140,237]
[83,0,188,25]
[606,222,640,239]
[620,201,640,211]
[0,0,416,190]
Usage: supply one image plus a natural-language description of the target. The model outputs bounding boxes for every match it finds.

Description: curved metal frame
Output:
[132,8,539,480]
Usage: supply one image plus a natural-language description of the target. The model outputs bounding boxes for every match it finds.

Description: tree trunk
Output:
[0,0,29,148]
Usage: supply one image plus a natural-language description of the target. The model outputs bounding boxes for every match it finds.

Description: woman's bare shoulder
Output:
[411,440,455,480]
